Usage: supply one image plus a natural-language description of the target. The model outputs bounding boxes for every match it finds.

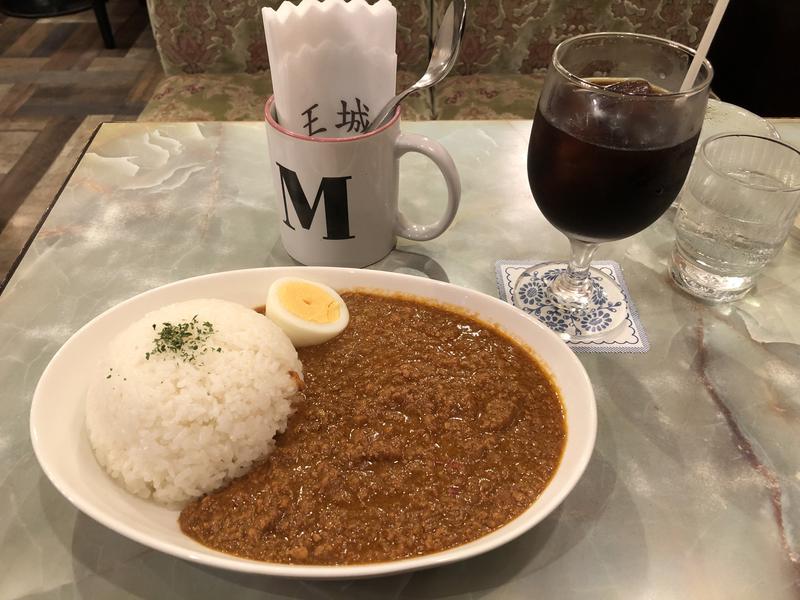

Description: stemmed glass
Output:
[514,33,712,340]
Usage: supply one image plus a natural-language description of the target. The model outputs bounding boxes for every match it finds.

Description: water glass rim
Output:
[552,32,714,99]
[700,133,800,193]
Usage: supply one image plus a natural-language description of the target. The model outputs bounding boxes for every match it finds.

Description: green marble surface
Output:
[1,120,799,599]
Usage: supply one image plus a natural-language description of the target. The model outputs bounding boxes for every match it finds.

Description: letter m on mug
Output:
[277,163,355,240]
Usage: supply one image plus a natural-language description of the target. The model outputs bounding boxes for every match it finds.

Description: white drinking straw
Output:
[680,0,729,91]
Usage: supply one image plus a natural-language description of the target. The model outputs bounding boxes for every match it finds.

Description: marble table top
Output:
[1,119,799,599]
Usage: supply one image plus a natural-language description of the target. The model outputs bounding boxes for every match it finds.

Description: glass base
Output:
[512,262,628,341]
[669,248,754,303]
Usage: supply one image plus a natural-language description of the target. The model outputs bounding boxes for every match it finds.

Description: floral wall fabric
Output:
[432,0,715,74]
[147,0,716,93]
[148,0,432,76]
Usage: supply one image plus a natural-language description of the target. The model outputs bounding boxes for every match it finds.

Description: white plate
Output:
[30,267,596,579]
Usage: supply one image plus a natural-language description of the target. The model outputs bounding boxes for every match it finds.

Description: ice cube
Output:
[604,79,659,95]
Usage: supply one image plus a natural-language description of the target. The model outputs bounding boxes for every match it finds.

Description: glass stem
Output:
[564,238,598,292]
[548,238,599,312]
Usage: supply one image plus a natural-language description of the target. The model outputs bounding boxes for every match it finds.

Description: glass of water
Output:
[670,133,800,302]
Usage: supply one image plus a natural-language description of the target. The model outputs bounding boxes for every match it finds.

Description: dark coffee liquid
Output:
[528,94,699,242]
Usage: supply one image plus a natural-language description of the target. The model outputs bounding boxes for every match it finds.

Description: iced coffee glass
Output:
[514,33,713,340]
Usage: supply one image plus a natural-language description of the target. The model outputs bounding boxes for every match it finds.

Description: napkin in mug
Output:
[262,0,398,137]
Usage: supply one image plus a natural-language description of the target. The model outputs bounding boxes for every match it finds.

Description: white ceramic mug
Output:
[264,96,460,267]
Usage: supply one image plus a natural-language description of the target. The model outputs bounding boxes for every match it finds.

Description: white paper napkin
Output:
[264,0,396,58]
[262,0,398,137]
[272,41,396,136]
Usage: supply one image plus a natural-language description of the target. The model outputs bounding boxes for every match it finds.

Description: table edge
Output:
[0,121,105,297]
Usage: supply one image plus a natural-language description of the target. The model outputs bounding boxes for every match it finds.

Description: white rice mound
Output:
[85,298,302,507]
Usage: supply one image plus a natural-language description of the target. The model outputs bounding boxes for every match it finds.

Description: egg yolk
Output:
[277,281,341,324]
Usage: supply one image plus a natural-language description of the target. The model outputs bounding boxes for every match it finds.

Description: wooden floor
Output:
[0,0,163,284]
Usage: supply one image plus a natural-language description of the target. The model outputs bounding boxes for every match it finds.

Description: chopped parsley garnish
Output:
[146,316,221,362]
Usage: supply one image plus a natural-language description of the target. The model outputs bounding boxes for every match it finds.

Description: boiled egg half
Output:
[265,277,349,347]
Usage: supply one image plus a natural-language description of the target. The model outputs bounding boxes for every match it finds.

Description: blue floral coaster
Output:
[495,260,650,353]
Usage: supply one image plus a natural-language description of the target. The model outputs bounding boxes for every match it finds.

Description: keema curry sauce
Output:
[180,291,566,565]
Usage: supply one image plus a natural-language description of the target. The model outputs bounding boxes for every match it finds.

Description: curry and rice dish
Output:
[85,279,566,566]
[179,292,566,565]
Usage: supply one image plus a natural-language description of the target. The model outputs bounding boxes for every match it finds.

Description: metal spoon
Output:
[366,0,466,132]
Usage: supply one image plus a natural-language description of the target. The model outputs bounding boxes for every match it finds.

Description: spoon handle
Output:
[368,87,418,132]
[366,0,466,133]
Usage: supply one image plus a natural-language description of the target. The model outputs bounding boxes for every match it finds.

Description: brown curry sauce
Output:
[179,291,566,565]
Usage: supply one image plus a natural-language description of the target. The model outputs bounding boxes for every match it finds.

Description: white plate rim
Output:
[30,266,597,579]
